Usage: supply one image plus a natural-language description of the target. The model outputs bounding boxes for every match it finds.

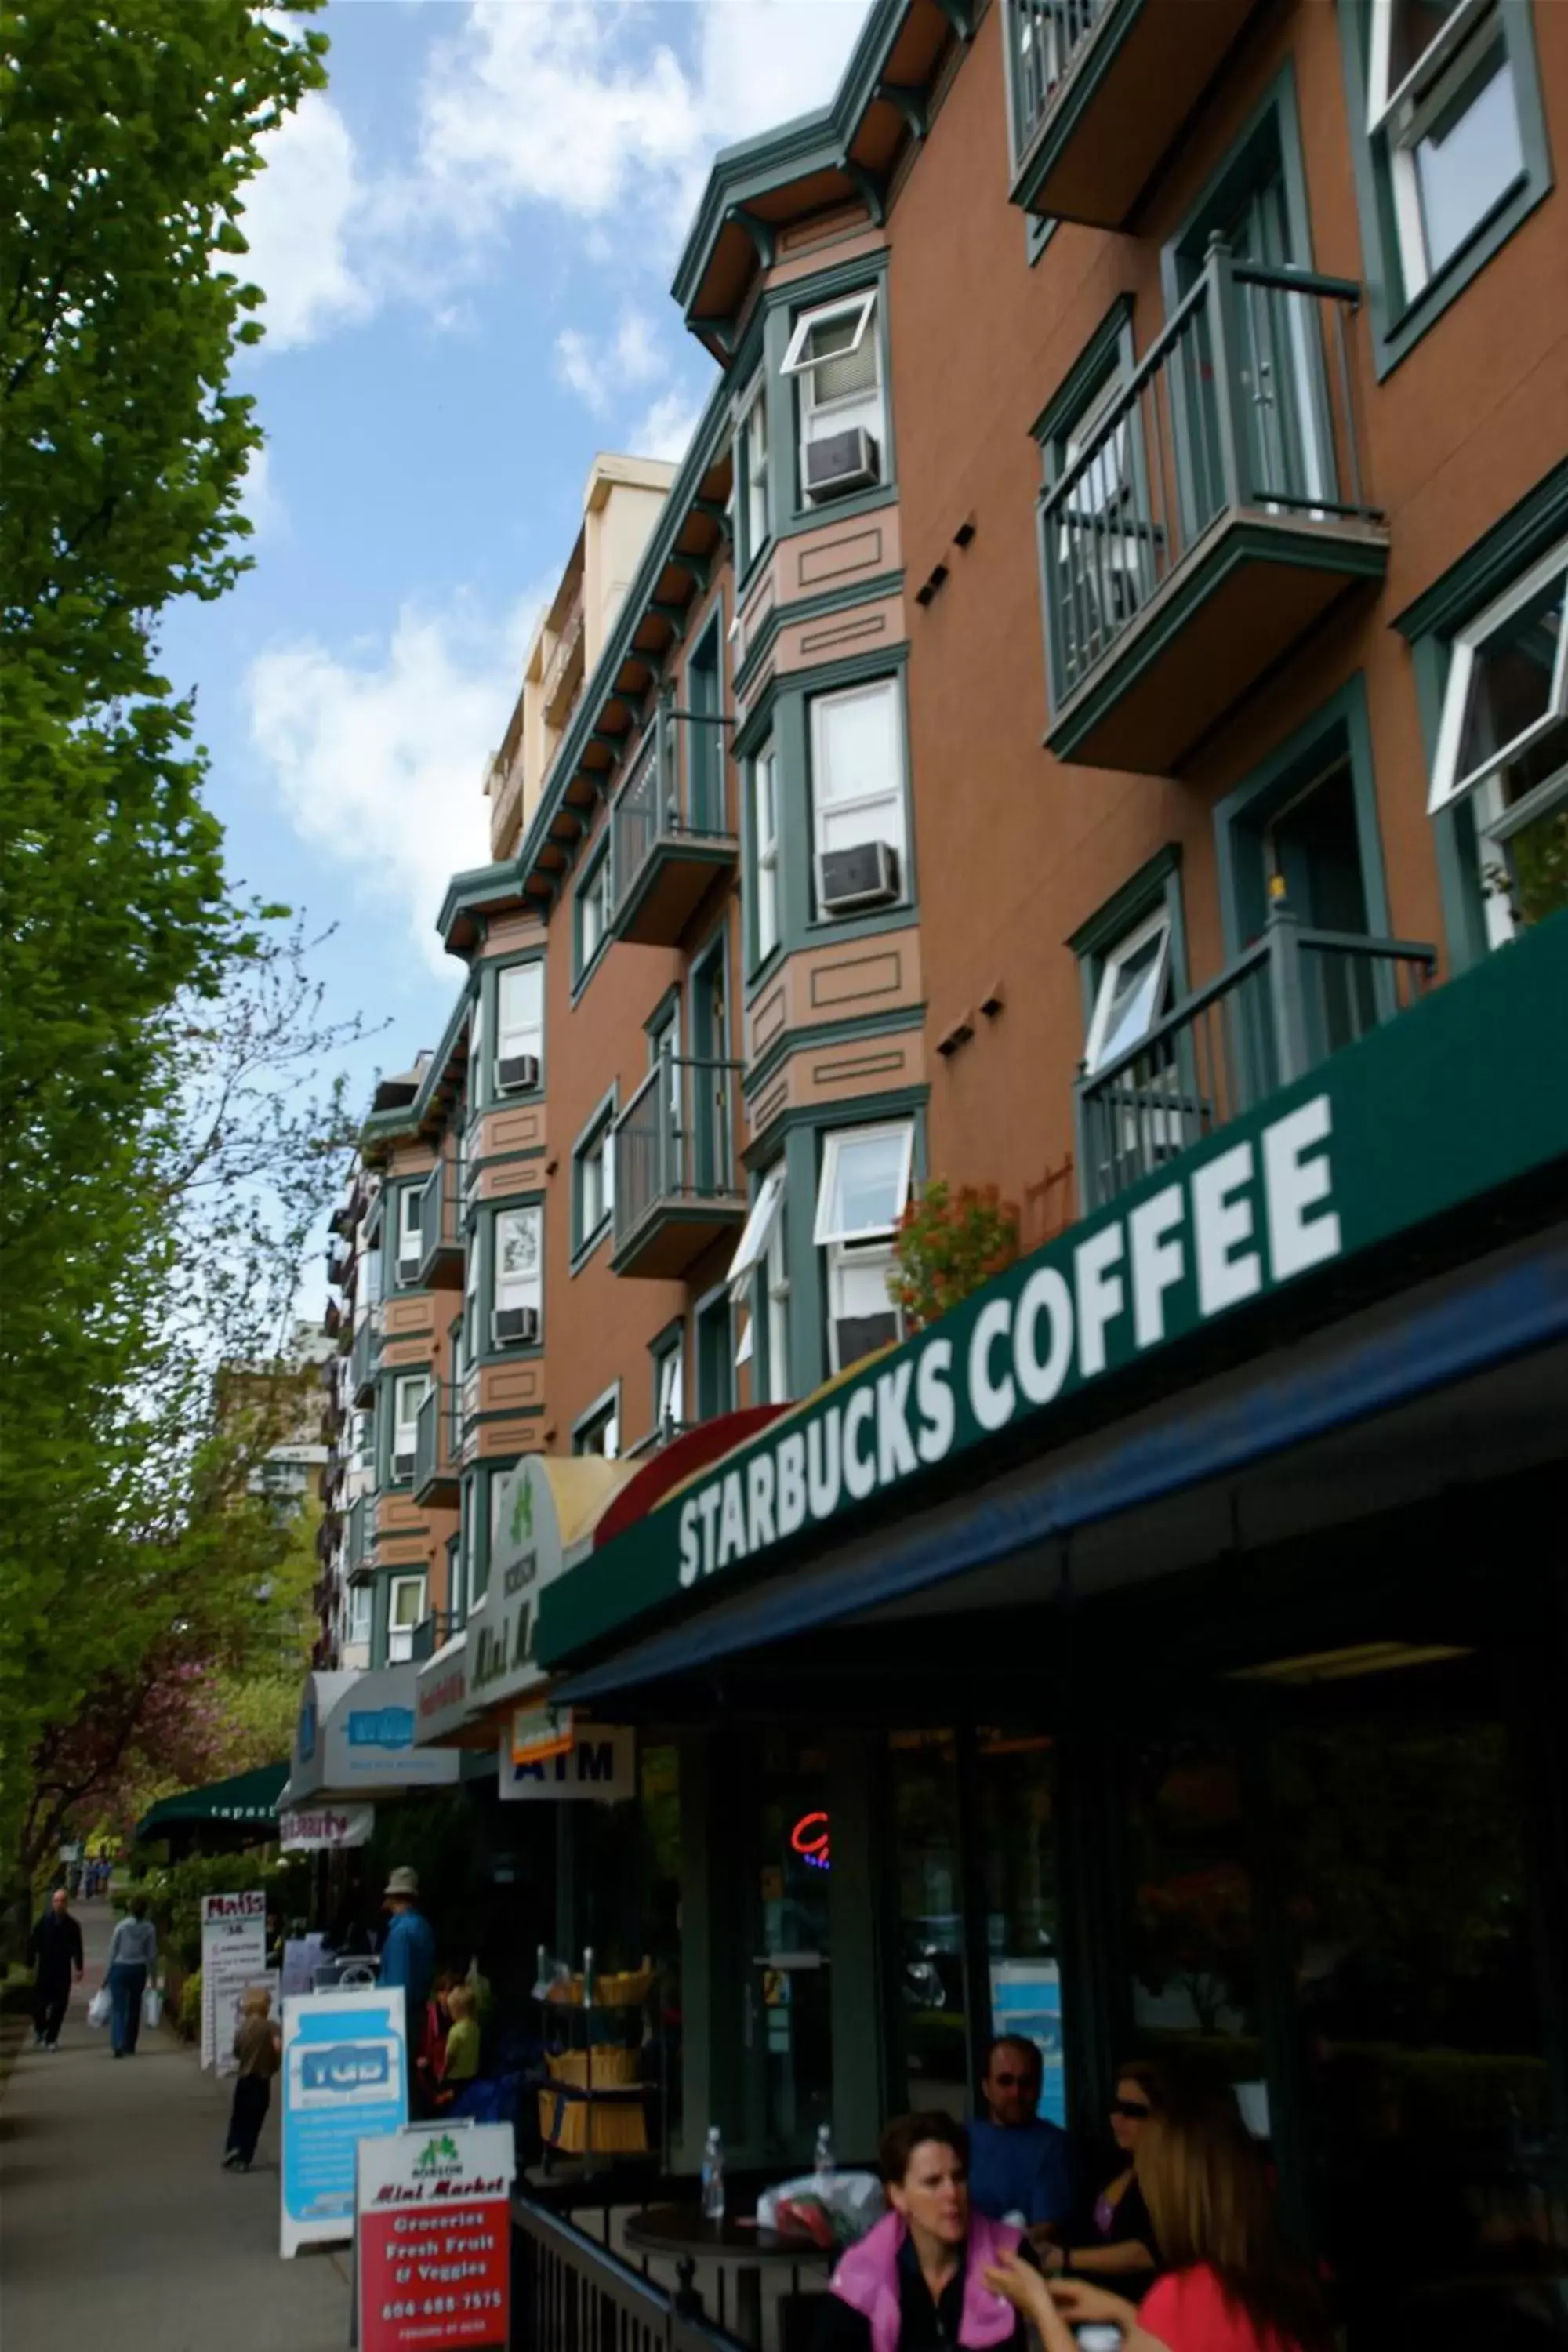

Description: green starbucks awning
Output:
[136,1762,289,1838]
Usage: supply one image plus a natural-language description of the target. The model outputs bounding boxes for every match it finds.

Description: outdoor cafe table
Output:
[623,2204,835,2347]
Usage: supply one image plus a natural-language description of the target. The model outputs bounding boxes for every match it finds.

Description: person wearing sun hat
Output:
[379,1866,436,2059]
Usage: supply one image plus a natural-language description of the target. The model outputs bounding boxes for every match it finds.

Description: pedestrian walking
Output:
[378,1867,435,2060]
[105,1893,158,2056]
[223,1987,282,2172]
[27,1886,85,2050]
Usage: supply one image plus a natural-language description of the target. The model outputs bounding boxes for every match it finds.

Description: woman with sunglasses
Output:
[1035,2061,1165,2286]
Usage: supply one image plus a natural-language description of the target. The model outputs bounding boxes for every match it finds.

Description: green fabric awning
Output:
[136,1762,289,1838]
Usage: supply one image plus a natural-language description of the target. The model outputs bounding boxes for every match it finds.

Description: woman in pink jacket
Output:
[817,2113,1043,2352]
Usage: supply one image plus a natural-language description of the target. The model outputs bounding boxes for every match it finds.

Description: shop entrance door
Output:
[744,1731,833,2164]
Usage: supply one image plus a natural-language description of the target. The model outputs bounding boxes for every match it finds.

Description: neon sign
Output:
[790,1810,830,1871]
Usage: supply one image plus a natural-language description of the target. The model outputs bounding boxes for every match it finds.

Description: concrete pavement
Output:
[0,1898,350,2351]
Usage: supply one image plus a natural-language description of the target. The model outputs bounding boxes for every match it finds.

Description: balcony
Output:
[413,1384,460,1506]
[1040,245,1386,775]
[1007,0,1260,226]
[611,1054,746,1279]
[350,1311,381,1406]
[542,583,585,728]
[610,707,737,948]
[408,1608,459,1667]
[1076,905,1436,1211]
[416,1155,463,1289]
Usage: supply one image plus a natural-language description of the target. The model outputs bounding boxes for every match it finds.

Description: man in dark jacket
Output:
[28,1886,85,2050]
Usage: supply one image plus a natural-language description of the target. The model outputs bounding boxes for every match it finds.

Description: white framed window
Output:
[814,1122,914,1247]
[655,1338,684,1432]
[782,289,883,452]
[1428,540,1568,815]
[727,1164,786,1297]
[731,1170,787,1386]
[574,1390,620,1459]
[574,1111,615,1253]
[1367,0,1526,303]
[1082,905,1174,1076]
[493,1205,543,1341]
[466,989,485,1120]
[753,744,779,960]
[764,1206,791,1402]
[347,1582,372,1645]
[826,1244,900,1377]
[496,961,543,1090]
[351,1409,373,1476]
[810,679,907,916]
[463,1227,481,1359]
[577,846,612,975]
[737,374,770,574]
[387,1573,427,1665]
[396,1184,423,1283]
[462,1480,480,1616]
[390,1374,429,1483]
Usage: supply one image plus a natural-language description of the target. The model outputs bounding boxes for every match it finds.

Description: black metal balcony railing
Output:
[514,2197,742,2352]
[1007,0,1105,162]
[1076,906,1436,1210]
[1040,242,1377,719]
[412,1384,459,1501]
[416,1153,463,1287]
[612,1054,744,1258]
[609,705,735,946]
[408,1608,457,1666]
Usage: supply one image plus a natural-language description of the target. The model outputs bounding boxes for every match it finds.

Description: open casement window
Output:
[492,1205,543,1346]
[575,1116,615,1251]
[496,962,543,1093]
[391,1374,430,1483]
[1367,0,1526,303]
[728,1164,786,1376]
[753,745,780,960]
[655,1337,685,1432]
[736,375,770,574]
[578,847,612,974]
[396,1185,423,1283]
[575,1395,620,1460]
[1083,905,1174,1076]
[387,1574,427,1664]
[815,1122,913,1377]
[811,680,907,916]
[782,290,885,501]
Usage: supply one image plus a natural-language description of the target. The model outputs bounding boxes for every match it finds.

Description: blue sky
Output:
[163,0,872,1113]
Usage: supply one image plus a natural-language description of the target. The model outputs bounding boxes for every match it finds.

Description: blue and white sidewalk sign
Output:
[280,1987,408,2258]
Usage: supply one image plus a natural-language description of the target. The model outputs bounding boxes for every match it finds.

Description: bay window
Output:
[814,1121,913,1374]
[390,1373,430,1483]
[810,678,908,918]
[782,289,886,505]
[753,743,780,960]
[492,1205,543,1346]
[496,961,543,1092]
[386,1573,426,1665]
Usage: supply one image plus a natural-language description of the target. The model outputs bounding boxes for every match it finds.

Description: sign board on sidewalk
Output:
[280,1987,407,2259]
[200,1893,268,2074]
[356,2122,514,2352]
[498,1715,634,1802]
[279,1802,375,1851]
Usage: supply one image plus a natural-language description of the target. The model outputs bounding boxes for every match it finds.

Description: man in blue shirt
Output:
[378,1866,436,2057]
[966,2034,1074,2238]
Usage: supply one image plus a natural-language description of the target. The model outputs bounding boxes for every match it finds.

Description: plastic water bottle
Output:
[701,2126,726,2220]
[813,2123,836,2190]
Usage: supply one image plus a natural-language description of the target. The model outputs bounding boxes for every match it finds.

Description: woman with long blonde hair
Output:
[985,2096,1330,2352]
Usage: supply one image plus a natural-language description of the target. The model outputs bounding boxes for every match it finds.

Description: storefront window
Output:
[890,1729,968,2120]
[753,1732,832,2158]
[977,1730,1065,2126]
[1125,1728,1262,2090]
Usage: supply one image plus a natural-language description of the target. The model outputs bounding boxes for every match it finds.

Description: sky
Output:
[167,0,874,1116]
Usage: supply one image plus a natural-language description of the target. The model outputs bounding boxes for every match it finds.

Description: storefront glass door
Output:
[889,1730,969,2119]
[747,1730,833,2161]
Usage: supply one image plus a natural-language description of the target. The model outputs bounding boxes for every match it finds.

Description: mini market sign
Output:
[538,914,1568,1670]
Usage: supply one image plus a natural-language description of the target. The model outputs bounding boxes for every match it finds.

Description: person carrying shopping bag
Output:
[105,1894,158,2056]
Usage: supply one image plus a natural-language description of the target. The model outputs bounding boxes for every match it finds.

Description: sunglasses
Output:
[1110,2099,1152,2121]
[991,2071,1038,2089]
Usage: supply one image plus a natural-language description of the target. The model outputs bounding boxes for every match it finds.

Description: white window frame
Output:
[1367,0,1522,301]
[655,1338,684,1432]
[574,1388,621,1461]
[753,744,779,960]
[347,1581,372,1645]
[810,678,907,915]
[391,1374,430,1481]
[727,1164,786,1294]
[737,373,770,574]
[462,1481,479,1618]
[780,289,877,382]
[814,1120,915,1247]
[782,289,884,474]
[1082,904,1174,1076]
[396,1184,423,1283]
[387,1573,427,1664]
[466,989,485,1120]
[496,960,544,1084]
[1428,539,1568,815]
[578,844,612,973]
[764,1208,791,1401]
[826,1238,901,1377]
[574,1108,615,1255]
[464,1225,481,1358]
[493,1205,543,1331]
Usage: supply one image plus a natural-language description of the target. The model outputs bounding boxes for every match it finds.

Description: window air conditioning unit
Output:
[392,1446,416,1482]
[493,1306,541,1347]
[804,428,880,503]
[497,1053,540,1094]
[818,840,900,914]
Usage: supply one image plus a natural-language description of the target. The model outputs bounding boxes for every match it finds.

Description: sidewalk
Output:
[0,1899,350,2352]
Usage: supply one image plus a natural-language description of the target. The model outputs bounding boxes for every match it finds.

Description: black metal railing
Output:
[1039,240,1377,713]
[610,705,733,924]
[1007,0,1109,162]
[1076,906,1436,1209]
[408,1608,457,1666]
[513,2199,745,2352]
[612,1054,744,1253]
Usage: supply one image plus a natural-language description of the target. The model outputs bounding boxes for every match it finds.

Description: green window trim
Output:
[1157,60,1315,310]
[1068,843,1190,1035]
[760,250,897,540]
[572,831,614,998]
[475,1194,546,1366]
[1336,0,1554,381]
[485,949,546,1116]
[568,1083,619,1271]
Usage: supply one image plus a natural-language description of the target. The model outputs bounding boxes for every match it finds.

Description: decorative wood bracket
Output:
[874,78,929,140]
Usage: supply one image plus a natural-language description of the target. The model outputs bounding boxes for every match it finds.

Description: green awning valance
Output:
[136,1762,289,1838]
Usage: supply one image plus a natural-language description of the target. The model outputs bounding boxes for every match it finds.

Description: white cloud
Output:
[555,307,679,419]
[631,389,702,465]
[239,94,373,350]
[554,326,605,414]
[246,597,543,972]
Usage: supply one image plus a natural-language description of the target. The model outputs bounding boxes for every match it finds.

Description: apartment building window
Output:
[1341,0,1548,372]
[1428,535,1568,944]
[814,1122,912,1374]
[461,1477,479,1614]
[347,1582,372,1647]
[753,742,780,961]
[573,1387,620,1459]
[492,1204,543,1348]
[810,678,908,920]
[395,1184,423,1285]
[463,1225,481,1362]
[652,1327,685,1434]
[496,960,543,1093]
[575,840,612,982]
[736,374,770,575]
[466,989,485,1120]
[390,1373,430,1483]
[387,1573,426,1664]
[572,1095,616,1260]
[1083,906,1174,1075]
[781,289,886,509]
[764,1203,790,1402]
[351,1408,373,1475]
[726,1163,786,1382]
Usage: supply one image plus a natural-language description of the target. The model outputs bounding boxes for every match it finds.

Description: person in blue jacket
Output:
[967,2035,1074,2243]
[378,1867,436,2059]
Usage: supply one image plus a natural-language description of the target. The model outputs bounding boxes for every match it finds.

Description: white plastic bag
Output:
[142,1984,164,2031]
[87,1986,111,2029]
[757,2169,884,2245]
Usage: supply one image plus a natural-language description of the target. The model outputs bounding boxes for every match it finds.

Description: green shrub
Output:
[133,1849,310,1972]
[177,1970,204,2040]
